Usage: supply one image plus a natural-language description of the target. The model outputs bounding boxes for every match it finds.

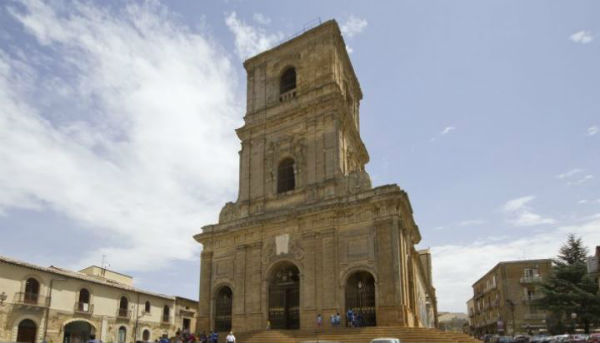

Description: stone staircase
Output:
[235,326,480,343]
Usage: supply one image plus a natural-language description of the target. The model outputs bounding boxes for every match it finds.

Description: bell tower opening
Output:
[277,158,295,193]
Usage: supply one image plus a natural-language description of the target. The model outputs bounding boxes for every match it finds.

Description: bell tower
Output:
[196,19,439,334]
[226,20,371,221]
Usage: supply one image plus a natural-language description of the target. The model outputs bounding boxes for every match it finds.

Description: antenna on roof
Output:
[101,254,109,276]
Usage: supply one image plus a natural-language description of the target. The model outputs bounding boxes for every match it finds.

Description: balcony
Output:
[116,308,131,319]
[279,89,296,102]
[520,275,542,283]
[178,309,195,317]
[74,302,94,314]
[161,314,170,324]
[14,292,50,307]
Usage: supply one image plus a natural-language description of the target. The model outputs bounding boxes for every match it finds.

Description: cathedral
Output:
[194,20,437,333]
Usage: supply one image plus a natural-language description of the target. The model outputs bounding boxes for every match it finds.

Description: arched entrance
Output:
[345,271,376,327]
[268,262,300,329]
[214,286,232,332]
[117,326,126,343]
[17,319,37,343]
[142,329,150,342]
[63,321,94,343]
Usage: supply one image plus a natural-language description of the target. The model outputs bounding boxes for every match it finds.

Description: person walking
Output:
[346,309,353,327]
[225,332,235,343]
[316,313,322,328]
[335,312,341,327]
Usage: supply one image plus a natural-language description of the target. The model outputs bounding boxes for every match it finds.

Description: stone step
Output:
[236,326,480,343]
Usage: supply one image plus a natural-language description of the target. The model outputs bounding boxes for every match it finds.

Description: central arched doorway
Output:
[63,321,94,343]
[215,286,232,332]
[17,319,37,343]
[345,271,376,327]
[268,262,300,329]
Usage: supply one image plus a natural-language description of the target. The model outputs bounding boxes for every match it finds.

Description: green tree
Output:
[536,234,600,334]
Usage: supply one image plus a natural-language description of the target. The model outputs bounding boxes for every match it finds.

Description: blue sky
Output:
[0,0,599,313]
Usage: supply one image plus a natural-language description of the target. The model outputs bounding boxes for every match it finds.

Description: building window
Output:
[24,278,40,304]
[78,288,90,312]
[162,305,170,322]
[118,296,128,317]
[277,158,295,193]
[145,301,151,313]
[280,67,296,94]
[524,268,538,277]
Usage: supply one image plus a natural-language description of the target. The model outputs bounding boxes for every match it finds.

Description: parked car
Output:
[514,335,530,343]
[498,336,515,343]
[531,335,549,343]
[370,338,401,343]
[588,333,600,343]
[572,334,589,343]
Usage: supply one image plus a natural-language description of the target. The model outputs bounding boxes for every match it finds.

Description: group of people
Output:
[151,330,235,343]
[346,309,365,328]
[314,310,364,329]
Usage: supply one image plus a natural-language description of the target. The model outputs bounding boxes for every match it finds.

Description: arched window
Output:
[78,288,90,312]
[162,305,170,322]
[277,158,295,193]
[142,329,150,342]
[144,301,151,313]
[280,68,296,94]
[118,297,128,317]
[24,278,40,304]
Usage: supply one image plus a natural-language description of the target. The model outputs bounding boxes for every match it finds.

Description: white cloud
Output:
[555,168,593,186]
[340,15,368,38]
[441,126,456,135]
[225,12,284,60]
[502,196,556,226]
[570,174,594,186]
[431,217,600,312]
[569,30,594,44]
[253,13,271,25]
[578,199,588,205]
[346,45,354,54]
[588,125,598,136]
[502,195,535,212]
[556,168,583,179]
[2,1,241,271]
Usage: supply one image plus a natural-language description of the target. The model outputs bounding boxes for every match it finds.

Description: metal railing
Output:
[116,308,131,319]
[14,292,50,307]
[520,275,542,283]
[74,302,94,314]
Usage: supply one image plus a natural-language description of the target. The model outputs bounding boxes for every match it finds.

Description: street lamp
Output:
[571,312,577,333]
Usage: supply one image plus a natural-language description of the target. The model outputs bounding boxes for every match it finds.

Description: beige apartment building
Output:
[467,259,552,336]
[0,255,197,343]
[587,246,600,290]
[194,20,438,334]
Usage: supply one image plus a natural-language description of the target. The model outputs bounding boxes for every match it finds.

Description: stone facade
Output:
[467,259,552,336]
[0,256,197,343]
[194,20,437,333]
